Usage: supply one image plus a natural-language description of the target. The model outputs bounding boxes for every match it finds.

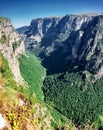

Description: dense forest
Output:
[42,72,103,128]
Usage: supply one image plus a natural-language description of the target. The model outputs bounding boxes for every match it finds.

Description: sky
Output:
[0,0,103,28]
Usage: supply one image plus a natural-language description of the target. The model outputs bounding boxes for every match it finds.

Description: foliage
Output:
[0,34,7,44]
[46,104,76,130]
[0,51,53,130]
[19,52,46,101]
[12,42,18,51]
[0,53,16,88]
[0,17,3,24]
[12,41,21,52]
[0,19,85,129]
[18,52,76,129]
[0,52,17,88]
[0,88,18,110]
[6,102,54,130]
[42,72,103,128]
[7,106,37,130]
[98,115,103,128]
[0,51,71,129]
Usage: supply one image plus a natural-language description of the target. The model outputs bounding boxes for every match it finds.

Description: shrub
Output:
[12,42,21,52]
[0,35,7,44]
[0,88,18,110]
[0,17,3,24]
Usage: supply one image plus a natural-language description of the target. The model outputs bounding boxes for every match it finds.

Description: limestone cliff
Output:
[25,17,61,42]
[18,13,103,81]
[0,17,25,83]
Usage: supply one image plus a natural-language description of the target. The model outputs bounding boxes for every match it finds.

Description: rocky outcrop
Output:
[18,13,103,80]
[0,113,12,130]
[0,17,25,83]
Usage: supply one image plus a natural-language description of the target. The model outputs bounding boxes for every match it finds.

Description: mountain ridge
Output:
[18,12,103,81]
[1,13,103,129]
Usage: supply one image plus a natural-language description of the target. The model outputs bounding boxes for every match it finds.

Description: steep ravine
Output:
[19,13,103,81]
[17,13,103,130]
[0,17,76,130]
[1,13,103,130]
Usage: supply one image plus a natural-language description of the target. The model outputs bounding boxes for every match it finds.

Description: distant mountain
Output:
[18,12,103,81]
[16,26,29,34]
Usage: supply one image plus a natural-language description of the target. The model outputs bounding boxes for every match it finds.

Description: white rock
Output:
[0,114,12,130]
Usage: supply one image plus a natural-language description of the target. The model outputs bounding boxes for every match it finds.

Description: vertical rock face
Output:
[0,17,25,83]
[25,17,61,42]
[18,13,103,80]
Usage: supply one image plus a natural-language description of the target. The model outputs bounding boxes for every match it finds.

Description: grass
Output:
[0,51,52,130]
[0,52,31,100]
[0,88,18,110]
[46,104,76,130]
[19,52,46,101]
[0,53,17,88]
[1,49,98,129]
